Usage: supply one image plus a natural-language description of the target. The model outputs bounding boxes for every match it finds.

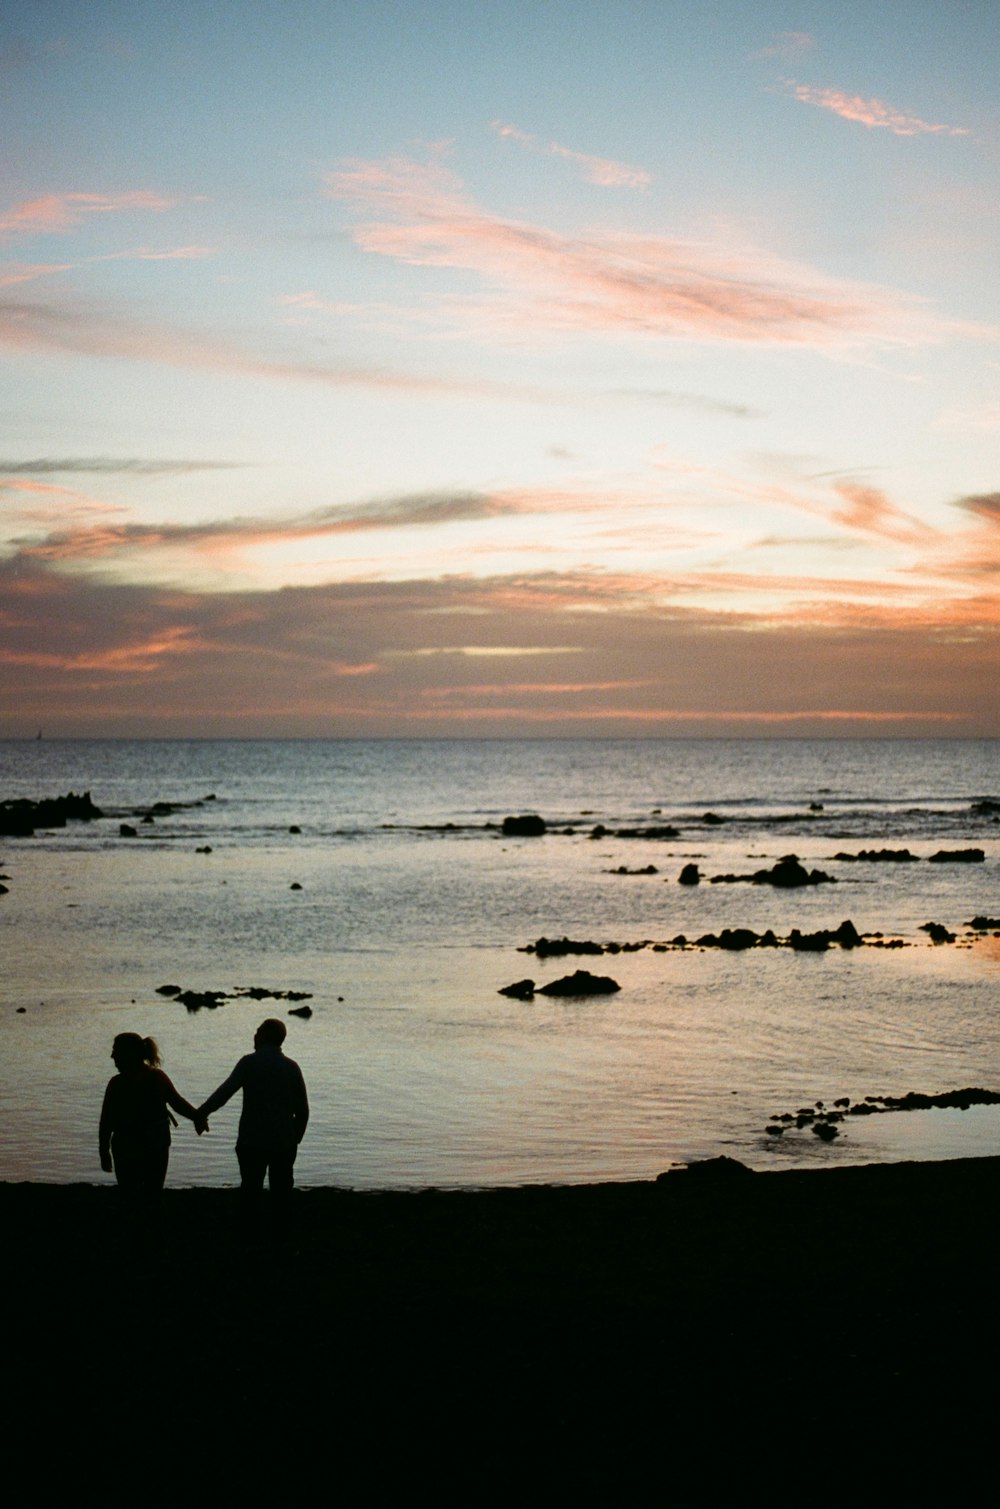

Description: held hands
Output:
[193,1109,210,1136]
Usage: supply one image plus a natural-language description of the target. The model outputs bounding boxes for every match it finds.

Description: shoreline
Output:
[7,1155,999,1491]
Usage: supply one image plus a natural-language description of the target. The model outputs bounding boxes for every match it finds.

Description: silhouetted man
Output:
[199,1019,308,1198]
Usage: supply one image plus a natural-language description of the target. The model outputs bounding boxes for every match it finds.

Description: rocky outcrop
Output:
[589,823,679,840]
[678,863,700,885]
[928,848,985,863]
[765,1084,1000,1142]
[710,854,835,888]
[538,970,620,996]
[0,791,104,836]
[502,814,547,837]
[499,969,621,999]
[158,984,314,1013]
[921,921,956,944]
[833,849,918,862]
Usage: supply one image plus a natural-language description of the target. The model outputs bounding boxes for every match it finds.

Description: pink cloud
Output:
[0,191,177,238]
[786,82,969,137]
[829,482,937,546]
[491,121,651,189]
[323,155,933,348]
[0,560,995,736]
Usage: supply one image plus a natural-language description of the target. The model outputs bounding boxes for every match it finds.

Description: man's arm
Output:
[198,1059,246,1121]
[294,1064,309,1144]
[98,1080,116,1171]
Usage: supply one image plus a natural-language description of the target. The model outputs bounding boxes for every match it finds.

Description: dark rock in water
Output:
[141,813,155,824]
[195,846,213,854]
[607,864,658,875]
[288,1004,312,1019]
[538,970,620,997]
[785,920,860,952]
[177,989,226,1012]
[697,928,761,951]
[290,882,303,890]
[831,919,862,948]
[809,801,824,812]
[678,863,700,886]
[289,825,301,835]
[833,848,918,862]
[591,823,679,840]
[971,799,1000,815]
[119,824,138,838]
[968,916,1000,931]
[813,1122,839,1141]
[921,922,956,944]
[524,936,604,958]
[499,978,536,1000]
[789,929,829,952]
[667,1156,754,1180]
[708,854,834,887]
[1,791,104,836]
[765,854,834,888]
[702,812,725,825]
[718,928,761,951]
[928,848,984,863]
[156,985,182,996]
[501,813,546,836]
[765,1124,784,1136]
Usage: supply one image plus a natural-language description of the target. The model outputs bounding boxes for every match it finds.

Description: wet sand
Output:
[6,1157,999,1496]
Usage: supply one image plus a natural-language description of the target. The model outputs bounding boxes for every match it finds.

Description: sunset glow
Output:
[1,2,997,736]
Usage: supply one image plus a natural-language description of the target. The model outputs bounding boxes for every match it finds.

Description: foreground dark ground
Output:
[6,1157,999,1499]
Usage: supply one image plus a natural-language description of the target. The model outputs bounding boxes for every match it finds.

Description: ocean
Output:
[1,737,998,1187]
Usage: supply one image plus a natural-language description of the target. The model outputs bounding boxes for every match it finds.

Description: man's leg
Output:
[266,1148,295,1196]
[236,1143,267,1195]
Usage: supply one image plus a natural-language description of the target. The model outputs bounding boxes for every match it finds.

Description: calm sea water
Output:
[1,738,998,1187]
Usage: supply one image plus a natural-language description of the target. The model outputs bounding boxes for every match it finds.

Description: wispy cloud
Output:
[613,388,762,418]
[785,82,970,137]
[491,121,651,189]
[324,155,931,349]
[0,292,533,398]
[7,486,610,570]
[829,481,937,546]
[0,191,177,238]
[0,456,241,476]
[0,246,215,290]
[752,32,815,61]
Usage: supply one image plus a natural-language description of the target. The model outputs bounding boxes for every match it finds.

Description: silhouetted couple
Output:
[99,1019,309,1204]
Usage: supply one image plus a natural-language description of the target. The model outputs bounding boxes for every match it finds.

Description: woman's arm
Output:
[158,1071,202,1126]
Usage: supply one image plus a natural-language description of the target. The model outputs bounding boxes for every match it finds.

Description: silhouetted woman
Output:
[99,1034,203,1196]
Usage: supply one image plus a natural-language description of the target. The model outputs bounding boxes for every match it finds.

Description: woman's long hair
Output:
[112,1033,161,1070]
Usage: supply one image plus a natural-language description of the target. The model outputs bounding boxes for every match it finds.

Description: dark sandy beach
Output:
[6,1156,999,1497]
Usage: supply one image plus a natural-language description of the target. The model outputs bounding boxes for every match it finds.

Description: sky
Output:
[1,0,997,738]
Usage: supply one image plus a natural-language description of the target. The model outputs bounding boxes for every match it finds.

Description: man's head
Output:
[254,1018,287,1049]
